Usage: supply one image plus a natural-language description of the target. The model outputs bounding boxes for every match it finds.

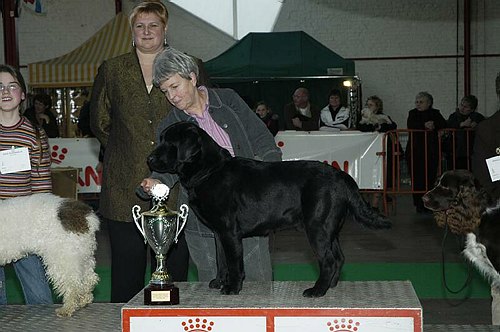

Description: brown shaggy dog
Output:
[422,169,500,325]
[422,169,491,235]
[422,169,500,278]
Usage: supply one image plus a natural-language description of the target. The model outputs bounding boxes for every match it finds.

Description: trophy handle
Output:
[132,205,146,241]
[175,204,189,243]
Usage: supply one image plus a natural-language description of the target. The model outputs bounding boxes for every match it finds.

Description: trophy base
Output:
[144,283,179,305]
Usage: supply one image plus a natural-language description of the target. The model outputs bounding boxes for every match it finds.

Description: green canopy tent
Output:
[204,31,360,128]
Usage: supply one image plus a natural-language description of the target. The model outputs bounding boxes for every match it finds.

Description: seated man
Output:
[283,87,320,131]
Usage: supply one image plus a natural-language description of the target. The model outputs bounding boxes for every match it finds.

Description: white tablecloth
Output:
[49,131,385,194]
[275,131,384,189]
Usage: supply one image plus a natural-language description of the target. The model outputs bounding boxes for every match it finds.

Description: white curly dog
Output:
[0,193,100,317]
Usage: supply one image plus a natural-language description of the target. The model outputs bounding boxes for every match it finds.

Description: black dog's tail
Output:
[345,178,392,229]
[352,201,392,229]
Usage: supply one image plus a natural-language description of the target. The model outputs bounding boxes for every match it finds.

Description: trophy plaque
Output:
[133,184,188,305]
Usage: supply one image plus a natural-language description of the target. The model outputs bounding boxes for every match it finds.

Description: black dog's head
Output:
[422,169,479,212]
[148,122,231,186]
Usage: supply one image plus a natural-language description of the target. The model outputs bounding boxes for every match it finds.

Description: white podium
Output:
[122,280,422,332]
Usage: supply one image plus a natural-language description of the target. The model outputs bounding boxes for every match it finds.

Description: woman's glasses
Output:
[0,83,21,93]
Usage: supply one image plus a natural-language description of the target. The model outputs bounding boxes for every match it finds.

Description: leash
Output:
[440,216,473,294]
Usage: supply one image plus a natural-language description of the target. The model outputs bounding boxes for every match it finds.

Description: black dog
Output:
[422,170,500,285]
[148,122,391,297]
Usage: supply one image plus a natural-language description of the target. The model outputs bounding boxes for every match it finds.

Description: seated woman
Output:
[24,93,59,138]
[319,89,350,131]
[358,95,396,132]
[255,101,279,136]
[358,96,398,209]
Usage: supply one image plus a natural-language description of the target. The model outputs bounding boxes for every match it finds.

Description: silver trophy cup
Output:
[132,184,188,305]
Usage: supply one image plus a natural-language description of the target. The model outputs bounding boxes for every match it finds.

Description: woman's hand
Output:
[140,178,162,195]
[37,113,50,124]
[292,117,302,128]
[424,120,435,130]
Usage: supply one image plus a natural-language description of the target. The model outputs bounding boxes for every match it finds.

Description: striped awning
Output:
[28,12,132,88]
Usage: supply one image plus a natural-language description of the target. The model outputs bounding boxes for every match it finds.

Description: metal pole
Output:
[115,0,122,14]
[2,0,19,67]
[464,0,471,96]
[232,0,238,39]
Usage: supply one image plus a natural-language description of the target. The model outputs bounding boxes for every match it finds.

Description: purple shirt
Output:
[185,86,235,156]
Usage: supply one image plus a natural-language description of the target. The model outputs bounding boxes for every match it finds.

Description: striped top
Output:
[0,117,52,198]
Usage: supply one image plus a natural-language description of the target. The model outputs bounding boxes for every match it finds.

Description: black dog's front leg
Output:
[218,233,245,295]
[209,234,227,289]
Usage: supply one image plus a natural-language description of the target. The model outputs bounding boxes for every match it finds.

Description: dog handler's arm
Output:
[138,178,162,198]
[248,119,282,161]
[137,171,179,199]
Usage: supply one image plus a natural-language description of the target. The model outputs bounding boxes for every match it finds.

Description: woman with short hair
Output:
[406,91,447,214]
[141,46,282,283]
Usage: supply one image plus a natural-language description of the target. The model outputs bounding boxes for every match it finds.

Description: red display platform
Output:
[122,280,422,332]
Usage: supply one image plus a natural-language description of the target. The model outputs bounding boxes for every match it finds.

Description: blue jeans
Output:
[0,255,53,305]
[184,212,272,282]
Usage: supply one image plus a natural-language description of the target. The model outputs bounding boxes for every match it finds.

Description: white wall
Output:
[1,0,499,128]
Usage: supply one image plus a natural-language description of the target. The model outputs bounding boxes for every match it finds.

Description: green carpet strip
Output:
[4,262,491,304]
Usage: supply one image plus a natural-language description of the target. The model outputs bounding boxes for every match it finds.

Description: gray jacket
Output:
[150,88,282,206]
